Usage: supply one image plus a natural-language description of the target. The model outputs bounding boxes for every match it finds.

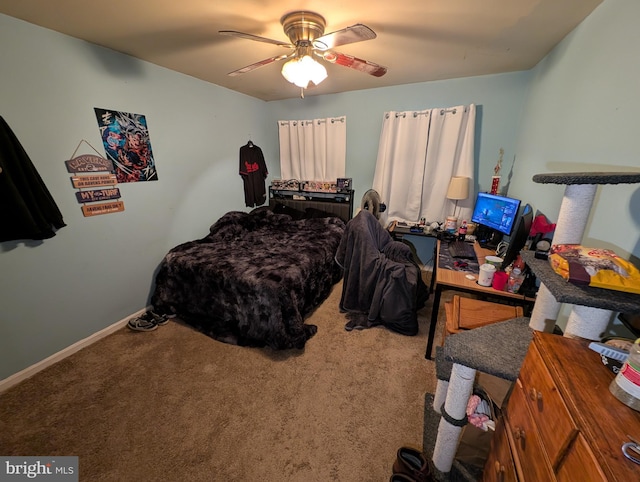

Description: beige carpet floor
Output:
[0,278,446,481]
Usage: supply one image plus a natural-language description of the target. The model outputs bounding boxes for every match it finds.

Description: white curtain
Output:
[278,116,346,181]
[372,105,476,226]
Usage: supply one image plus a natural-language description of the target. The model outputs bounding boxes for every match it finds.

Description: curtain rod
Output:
[386,111,430,119]
[278,116,345,127]
[440,106,469,115]
[384,106,469,119]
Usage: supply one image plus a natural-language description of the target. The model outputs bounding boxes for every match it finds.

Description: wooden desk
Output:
[425,240,534,359]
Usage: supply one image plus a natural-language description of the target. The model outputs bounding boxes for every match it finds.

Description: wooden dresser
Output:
[484,331,640,481]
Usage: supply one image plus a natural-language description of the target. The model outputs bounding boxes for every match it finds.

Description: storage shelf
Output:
[269,187,353,202]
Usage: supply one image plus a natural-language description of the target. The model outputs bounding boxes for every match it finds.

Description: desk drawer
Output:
[517,343,577,466]
[506,381,555,482]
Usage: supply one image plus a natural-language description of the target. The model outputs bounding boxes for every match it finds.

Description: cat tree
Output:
[526,172,640,338]
[428,171,640,480]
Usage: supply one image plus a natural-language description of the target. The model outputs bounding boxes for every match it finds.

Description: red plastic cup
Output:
[492,271,509,291]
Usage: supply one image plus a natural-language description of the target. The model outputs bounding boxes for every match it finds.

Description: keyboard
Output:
[448,240,476,259]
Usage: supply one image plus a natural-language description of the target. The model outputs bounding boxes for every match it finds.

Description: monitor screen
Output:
[470,192,521,236]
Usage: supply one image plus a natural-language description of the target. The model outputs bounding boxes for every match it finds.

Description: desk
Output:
[387,222,438,240]
[425,241,534,359]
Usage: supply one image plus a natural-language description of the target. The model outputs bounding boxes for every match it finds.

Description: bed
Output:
[150,203,348,350]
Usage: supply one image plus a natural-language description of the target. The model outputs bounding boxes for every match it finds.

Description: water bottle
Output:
[609,338,640,411]
[506,268,524,293]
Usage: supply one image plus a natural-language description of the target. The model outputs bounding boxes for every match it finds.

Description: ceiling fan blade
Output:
[219,30,293,48]
[228,54,291,76]
[313,24,376,50]
[321,51,387,77]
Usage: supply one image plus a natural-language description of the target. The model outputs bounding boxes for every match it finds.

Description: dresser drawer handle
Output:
[494,460,506,481]
[513,427,526,440]
[529,388,543,402]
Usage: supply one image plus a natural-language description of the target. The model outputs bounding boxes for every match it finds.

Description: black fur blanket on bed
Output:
[151,209,346,349]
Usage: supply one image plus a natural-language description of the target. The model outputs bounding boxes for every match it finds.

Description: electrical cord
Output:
[496,241,508,257]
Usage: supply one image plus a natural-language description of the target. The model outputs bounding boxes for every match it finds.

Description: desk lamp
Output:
[446,176,470,219]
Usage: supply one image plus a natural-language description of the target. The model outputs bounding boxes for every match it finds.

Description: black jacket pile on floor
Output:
[335,210,428,335]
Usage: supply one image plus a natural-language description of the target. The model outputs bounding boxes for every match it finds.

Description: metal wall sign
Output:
[70,174,117,189]
[81,201,125,217]
[65,155,114,173]
[75,188,121,204]
[67,138,125,217]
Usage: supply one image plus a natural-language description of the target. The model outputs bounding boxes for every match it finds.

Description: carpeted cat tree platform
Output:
[423,317,533,481]
[422,171,640,481]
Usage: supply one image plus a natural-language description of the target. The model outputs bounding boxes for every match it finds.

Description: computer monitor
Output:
[500,203,533,271]
[471,192,521,248]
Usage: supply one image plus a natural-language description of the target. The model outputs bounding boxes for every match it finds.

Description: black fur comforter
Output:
[151,210,346,349]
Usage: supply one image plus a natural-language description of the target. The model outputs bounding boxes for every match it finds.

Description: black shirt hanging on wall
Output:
[0,116,66,241]
[239,141,268,207]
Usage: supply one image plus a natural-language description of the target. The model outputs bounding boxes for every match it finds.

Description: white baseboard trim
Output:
[0,307,149,394]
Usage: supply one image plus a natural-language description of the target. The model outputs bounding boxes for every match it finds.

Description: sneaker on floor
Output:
[149,311,169,326]
[127,315,158,332]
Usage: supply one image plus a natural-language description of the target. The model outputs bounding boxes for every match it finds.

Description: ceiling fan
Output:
[219,11,387,91]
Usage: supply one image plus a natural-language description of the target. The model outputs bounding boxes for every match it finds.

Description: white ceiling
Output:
[0,0,602,102]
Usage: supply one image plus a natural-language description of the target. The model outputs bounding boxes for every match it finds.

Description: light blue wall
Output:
[509,0,640,260]
[507,0,640,335]
[0,14,270,379]
[2,0,638,380]
[265,74,531,265]
[266,73,531,201]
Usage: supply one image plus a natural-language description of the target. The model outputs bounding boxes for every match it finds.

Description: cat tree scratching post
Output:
[528,172,640,339]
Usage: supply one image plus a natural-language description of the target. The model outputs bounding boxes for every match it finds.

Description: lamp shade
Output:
[281,55,327,89]
[446,176,470,200]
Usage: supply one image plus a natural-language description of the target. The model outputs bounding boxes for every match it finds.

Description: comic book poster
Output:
[94,108,158,183]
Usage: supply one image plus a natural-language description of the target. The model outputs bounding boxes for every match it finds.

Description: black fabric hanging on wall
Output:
[0,116,66,242]
[239,141,268,207]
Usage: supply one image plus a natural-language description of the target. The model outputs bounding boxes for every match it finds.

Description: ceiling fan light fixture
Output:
[281,55,327,88]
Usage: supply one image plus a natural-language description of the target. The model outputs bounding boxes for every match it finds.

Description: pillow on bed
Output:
[304,207,335,219]
[250,205,272,215]
[273,202,305,220]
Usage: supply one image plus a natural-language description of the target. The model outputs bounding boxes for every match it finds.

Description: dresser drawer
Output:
[517,342,577,466]
[483,418,517,482]
[556,434,606,482]
[506,380,555,482]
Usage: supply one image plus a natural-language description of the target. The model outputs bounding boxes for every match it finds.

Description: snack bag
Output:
[548,244,640,295]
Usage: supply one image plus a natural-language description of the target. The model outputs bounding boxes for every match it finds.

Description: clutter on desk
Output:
[531,211,557,239]
[438,242,478,273]
[478,263,496,287]
[444,216,458,233]
[457,220,468,240]
[491,271,509,291]
[387,219,437,235]
[484,255,503,268]
[507,268,525,293]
